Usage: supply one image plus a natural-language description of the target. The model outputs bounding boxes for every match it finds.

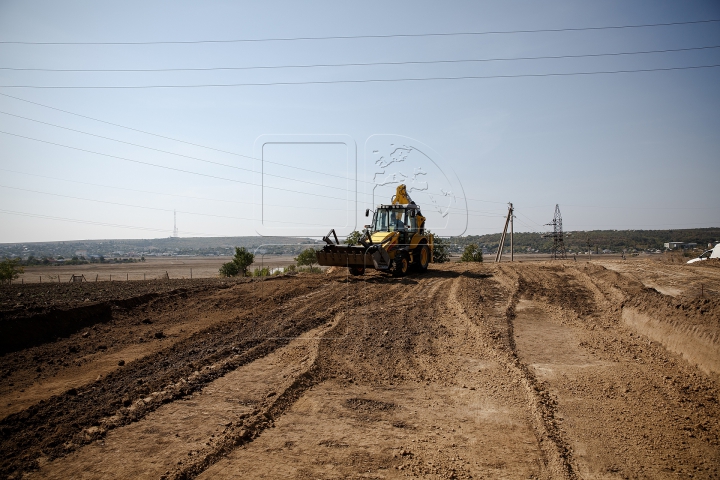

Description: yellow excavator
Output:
[316,184,434,276]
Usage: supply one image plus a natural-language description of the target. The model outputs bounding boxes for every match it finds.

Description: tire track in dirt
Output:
[0,276,347,479]
[173,273,373,478]
[31,313,342,480]
[165,313,344,480]
[199,268,546,479]
[451,267,576,480]
[0,285,236,420]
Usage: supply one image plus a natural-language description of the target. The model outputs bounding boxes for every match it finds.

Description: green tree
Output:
[219,261,240,277]
[0,258,24,285]
[295,248,319,269]
[427,231,450,263]
[460,244,483,262]
[344,231,363,246]
[219,247,255,277]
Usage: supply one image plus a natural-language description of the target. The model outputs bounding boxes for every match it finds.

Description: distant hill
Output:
[0,236,320,260]
[448,227,720,254]
[2,228,719,259]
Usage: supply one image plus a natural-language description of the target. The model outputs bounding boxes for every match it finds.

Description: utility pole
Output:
[510,203,514,262]
[495,203,514,263]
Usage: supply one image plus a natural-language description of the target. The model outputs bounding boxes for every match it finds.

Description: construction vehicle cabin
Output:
[316,184,434,276]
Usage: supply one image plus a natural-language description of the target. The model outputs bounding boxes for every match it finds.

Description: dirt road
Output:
[14,256,298,284]
[1,259,718,479]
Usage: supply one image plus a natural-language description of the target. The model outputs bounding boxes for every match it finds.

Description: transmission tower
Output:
[173,210,179,238]
[544,204,567,259]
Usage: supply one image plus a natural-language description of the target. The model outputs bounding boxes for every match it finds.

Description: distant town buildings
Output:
[664,242,698,250]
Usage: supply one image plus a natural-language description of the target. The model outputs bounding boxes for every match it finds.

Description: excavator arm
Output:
[392,184,413,205]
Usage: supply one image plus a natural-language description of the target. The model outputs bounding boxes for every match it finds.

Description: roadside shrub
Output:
[295,248,319,269]
[344,231,363,246]
[427,231,449,263]
[219,261,239,277]
[252,266,270,277]
[460,244,483,262]
[0,258,24,285]
[297,266,322,273]
[219,246,254,277]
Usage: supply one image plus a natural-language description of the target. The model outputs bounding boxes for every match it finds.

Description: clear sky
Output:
[0,1,718,242]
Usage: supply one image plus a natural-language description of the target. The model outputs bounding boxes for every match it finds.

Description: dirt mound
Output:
[0,278,237,317]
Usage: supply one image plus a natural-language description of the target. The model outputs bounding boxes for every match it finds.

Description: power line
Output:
[0,129,352,202]
[0,208,200,236]
[4,45,719,72]
[1,19,717,45]
[0,167,348,212]
[0,184,337,227]
[0,110,351,193]
[0,206,497,239]
[4,180,500,221]
[0,167,504,220]
[518,203,717,210]
[516,211,545,228]
[11,106,700,212]
[566,222,720,227]
[0,93,348,183]
[3,205,709,240]
[2,64,718,89]
[0,184,249,221]
[0,92,520,206]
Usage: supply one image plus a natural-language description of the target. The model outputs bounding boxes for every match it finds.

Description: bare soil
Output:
[1,259,719,479]
[13,256,298,284]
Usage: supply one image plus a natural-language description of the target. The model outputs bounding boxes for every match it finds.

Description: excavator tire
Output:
[348,265,365,276]
[415,243,430,272]
[391,253,410,277]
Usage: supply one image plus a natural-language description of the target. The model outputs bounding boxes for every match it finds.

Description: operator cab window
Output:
[374,210,389,232]
[407,214,417,233]
[389,208,406,232]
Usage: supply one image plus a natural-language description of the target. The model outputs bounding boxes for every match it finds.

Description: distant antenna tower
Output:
[173,210,179,238]
[543,204,567,260]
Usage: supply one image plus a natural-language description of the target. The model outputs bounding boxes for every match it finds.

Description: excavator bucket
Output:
[316,244,373,268]
[316,229,392,272]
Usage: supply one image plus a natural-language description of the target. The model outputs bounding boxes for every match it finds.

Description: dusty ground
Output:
[13,256,298,284]
[1,258,719,479]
